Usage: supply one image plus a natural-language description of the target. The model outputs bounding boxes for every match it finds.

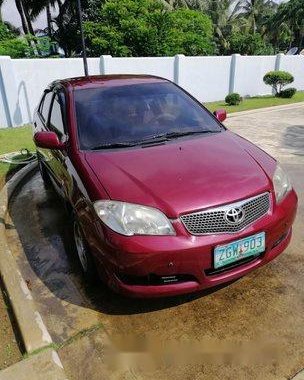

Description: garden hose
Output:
[0,149,37,165]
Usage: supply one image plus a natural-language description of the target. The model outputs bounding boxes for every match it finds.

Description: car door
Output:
[34,90,55,172]
[47,90,70,198]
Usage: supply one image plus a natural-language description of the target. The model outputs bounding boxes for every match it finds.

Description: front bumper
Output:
[91,190,298,298]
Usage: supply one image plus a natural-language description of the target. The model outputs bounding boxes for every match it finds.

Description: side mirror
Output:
[213,109,227,123]
[34,131,65,150]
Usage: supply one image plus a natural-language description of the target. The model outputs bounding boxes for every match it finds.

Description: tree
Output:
[161,0,206,9]
[0,19,34,57]
[15,0,29,34]
[231,0,277,34]
[268,0,304,51]
[166,9,214,55]
[84,0,214,57]
[228,31,274,55]
[263,71,294,95]
[0,21,17,41]
[52,0,87,57]
[201,0,234,54]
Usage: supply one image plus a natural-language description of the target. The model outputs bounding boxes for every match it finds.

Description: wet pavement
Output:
[5,105,304,379]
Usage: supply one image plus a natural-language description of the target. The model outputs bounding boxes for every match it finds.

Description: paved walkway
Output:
[5,105,304,380]
[227,105,304,164]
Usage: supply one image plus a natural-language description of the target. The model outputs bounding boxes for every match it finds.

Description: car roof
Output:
[50,74,170,91]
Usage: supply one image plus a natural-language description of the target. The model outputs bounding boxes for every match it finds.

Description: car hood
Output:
[84,131,272,218]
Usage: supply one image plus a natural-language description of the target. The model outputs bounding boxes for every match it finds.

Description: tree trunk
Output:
[15,0,29,34]
[46,5,52,39]
[22,2,35,35]
[22,0,42,55]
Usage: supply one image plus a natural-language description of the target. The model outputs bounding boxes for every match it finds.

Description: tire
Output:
[37,154,52,189]
[72,216,98,283]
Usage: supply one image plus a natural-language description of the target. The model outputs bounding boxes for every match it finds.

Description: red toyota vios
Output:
[33,75,297,298]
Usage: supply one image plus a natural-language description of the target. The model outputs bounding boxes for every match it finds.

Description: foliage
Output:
[26,35,55,56]
[225,93,242,105]
[201,0,233,54]
[263,71,294,95]
[0,38,30,58]
[1,0,304,57]
[231,0,277,34]
[228,32,274,55]
[276,87,297,98]
[51,0,87,57]
[269,0,304,52]
[0,30,54,58]
[166,9,215,55]
[0,22,18,41]
[84,0,215,57]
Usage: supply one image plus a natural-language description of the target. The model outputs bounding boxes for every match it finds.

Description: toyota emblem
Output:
[225,207,245,225]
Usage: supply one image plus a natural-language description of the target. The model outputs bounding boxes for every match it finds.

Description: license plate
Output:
[214,232,265,269]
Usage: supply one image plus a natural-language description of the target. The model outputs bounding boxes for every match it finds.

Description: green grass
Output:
[0,125,35,186]
[204,91,304,113]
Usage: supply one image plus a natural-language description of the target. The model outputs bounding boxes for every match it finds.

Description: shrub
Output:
[276,87,297,98]
[0,38,30,58]
[263,71,294,96]
[225,93,242,106]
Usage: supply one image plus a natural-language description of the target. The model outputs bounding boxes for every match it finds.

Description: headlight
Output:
[273,164,292,203]
[93,200,175,236]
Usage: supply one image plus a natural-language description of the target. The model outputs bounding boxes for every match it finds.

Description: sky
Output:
[1,2,58,32]
[1,0,290,33]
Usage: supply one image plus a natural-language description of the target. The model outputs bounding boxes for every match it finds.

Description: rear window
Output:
[74,82,222,150]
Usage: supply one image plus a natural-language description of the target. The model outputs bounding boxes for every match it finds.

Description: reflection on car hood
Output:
[84,131,273,218]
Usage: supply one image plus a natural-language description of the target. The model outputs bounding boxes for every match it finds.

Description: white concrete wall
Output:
[0,53,304,128]
[102,56,175,81]
[233,55,277,96]
[279,55,304,90]
[178,56,231,102]
[12,58,100,124]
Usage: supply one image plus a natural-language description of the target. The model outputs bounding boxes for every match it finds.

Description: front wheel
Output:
[73,218,97,282]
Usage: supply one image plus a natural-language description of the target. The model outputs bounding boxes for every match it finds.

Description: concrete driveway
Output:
[5,105,304,380]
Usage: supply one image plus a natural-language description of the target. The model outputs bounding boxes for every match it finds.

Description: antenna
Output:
[76,0,89,76]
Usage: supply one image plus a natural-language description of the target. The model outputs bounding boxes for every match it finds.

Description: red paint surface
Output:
[33,75,298,297]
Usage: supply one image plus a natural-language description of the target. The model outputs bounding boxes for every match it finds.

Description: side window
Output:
[40,91,54,122]
[49,94,65,137]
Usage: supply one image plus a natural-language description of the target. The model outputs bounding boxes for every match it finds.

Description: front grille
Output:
[180,192,270,235]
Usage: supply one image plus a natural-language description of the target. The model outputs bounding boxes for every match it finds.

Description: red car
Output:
[33,75,297,298]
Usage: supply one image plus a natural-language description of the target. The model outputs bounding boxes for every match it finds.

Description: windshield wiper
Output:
[89,130,220,150]
[162,130,221,139]
[90,142,138,150]
[137,130,220,146]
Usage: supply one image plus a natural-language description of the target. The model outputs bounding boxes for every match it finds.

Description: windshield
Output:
[74,82,223,150]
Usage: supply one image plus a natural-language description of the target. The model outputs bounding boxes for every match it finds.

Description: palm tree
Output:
[231,0,277,34]
[161,0,207,10]
[14,0,30,34]
[269,0,304,51]
[202,0,234,53]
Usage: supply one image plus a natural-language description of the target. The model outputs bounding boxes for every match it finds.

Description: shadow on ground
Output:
[283,125,304,155]
[7,171,235,317]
